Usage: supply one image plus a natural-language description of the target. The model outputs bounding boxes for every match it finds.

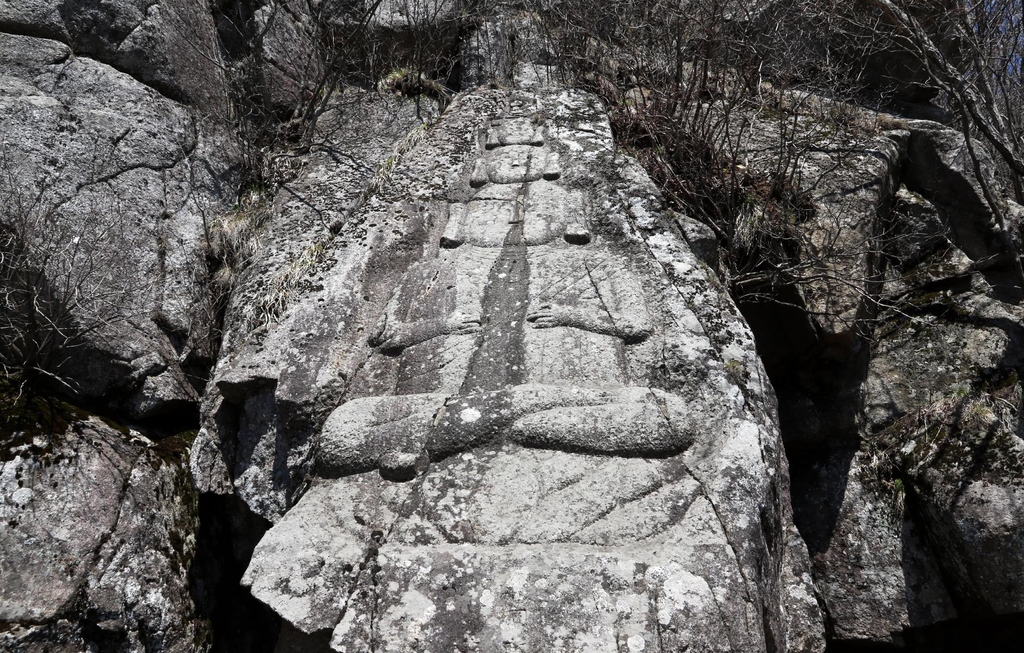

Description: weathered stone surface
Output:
[256,0,321,114]
[888,186,950,269]
[366,0,458,30]
[1,419,135,625]
[867,277,1024,430]
[234,85,823,651]
[862,278,1024,620]
[734,101,906,450]
[897,395,1024,619]
[214,0,321,116]
[740,104,905,336]
[0,0,65,38]
[730,93,1024,645]
[9,4,1023,649]
[0,33,238,417]
[323,0,462,85]
[677,212,721,272]
[461,19,514,89]
[901,120,1020,290]
[0,415,206,652]
[733,59,1024,652]
[791,449,957,644]
[0,0,228,112]
[192,89,438,517]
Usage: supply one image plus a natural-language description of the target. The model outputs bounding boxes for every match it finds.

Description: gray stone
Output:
[366,0,458,31]
[735,96,906,337]
[791,449,957,645]
[866,280,1024,430]
[902,120,1018,282]
[1,421,136,624]
[905,410,1024,617]
[724,91,1024,645]
[730,100,906,451]
[0,0,66,38]
[861,279,1024,620]
[0,33,238,416]
[254,0,322,114]
[0,415,205,652]
[0,0,228,112]
[677,212,720,272]
[236,86,824,651]
[461,19,513,89]
[193,88,439,516]
[889,186,950,269]
[324,0,462,86]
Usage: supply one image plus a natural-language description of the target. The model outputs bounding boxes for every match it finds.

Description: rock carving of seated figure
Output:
[318,118,694,481]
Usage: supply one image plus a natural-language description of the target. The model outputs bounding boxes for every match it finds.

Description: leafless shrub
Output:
[523,0,877,311]
[842,0,1024,290]
[0,148,152,396]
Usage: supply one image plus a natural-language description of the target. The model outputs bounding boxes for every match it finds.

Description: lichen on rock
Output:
[235,84,822,652]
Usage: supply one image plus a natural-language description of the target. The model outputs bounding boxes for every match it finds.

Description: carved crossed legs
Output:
[317,384,695,481]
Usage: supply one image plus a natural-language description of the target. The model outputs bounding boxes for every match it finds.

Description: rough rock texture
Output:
[790,449,956,644]
[0,0,228,112]
[3,3,1023,651]
[323,0,463,85]
[191,89,440,517]
[460,19,514,89]
[0,414,205,652]
[901,120,1019,294]
[227,84,823,651]
[749,96,1024,646]
[0,32,238,418]
[255,0,321,114]
[212,0,321,117]
[735,100,906,449]
[789,247,1024,647]
[867,278,1024,616]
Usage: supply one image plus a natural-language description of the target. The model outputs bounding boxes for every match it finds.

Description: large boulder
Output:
[213,0,323,118]
[866,275,1024,617]
[732,97,907,450]
[0,33,238,419]
[223,84,824,651]
[0,0,228,113]
[323,0,464,85]
[757,99,1024,646]
[255,0,322,114]
[901,120,1015,281]
[793,237,1024,647]
[0,405,206,652]
[790,448,956,645]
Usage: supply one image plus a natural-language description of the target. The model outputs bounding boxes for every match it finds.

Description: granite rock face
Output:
[254,0,321,114]
[0,32,238,418]
[748,97,1024,647]
[231,85,823,651]
[0,0,228,112]
[192,89,441,518]
[0,416,205,652]
[4,4,1024,651]
[790,449,956,645]
[867,279,1024,616]
[795,285,1024,647]
[213,0,322,117]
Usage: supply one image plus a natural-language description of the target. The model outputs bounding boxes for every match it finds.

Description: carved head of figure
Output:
[469,116,560,188]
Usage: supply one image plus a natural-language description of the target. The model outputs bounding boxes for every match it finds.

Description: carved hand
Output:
[370,316,447,352]
[445,312,482,336]
[367,315,391,347]
[526,302,651,342]
[526,303,568,329]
